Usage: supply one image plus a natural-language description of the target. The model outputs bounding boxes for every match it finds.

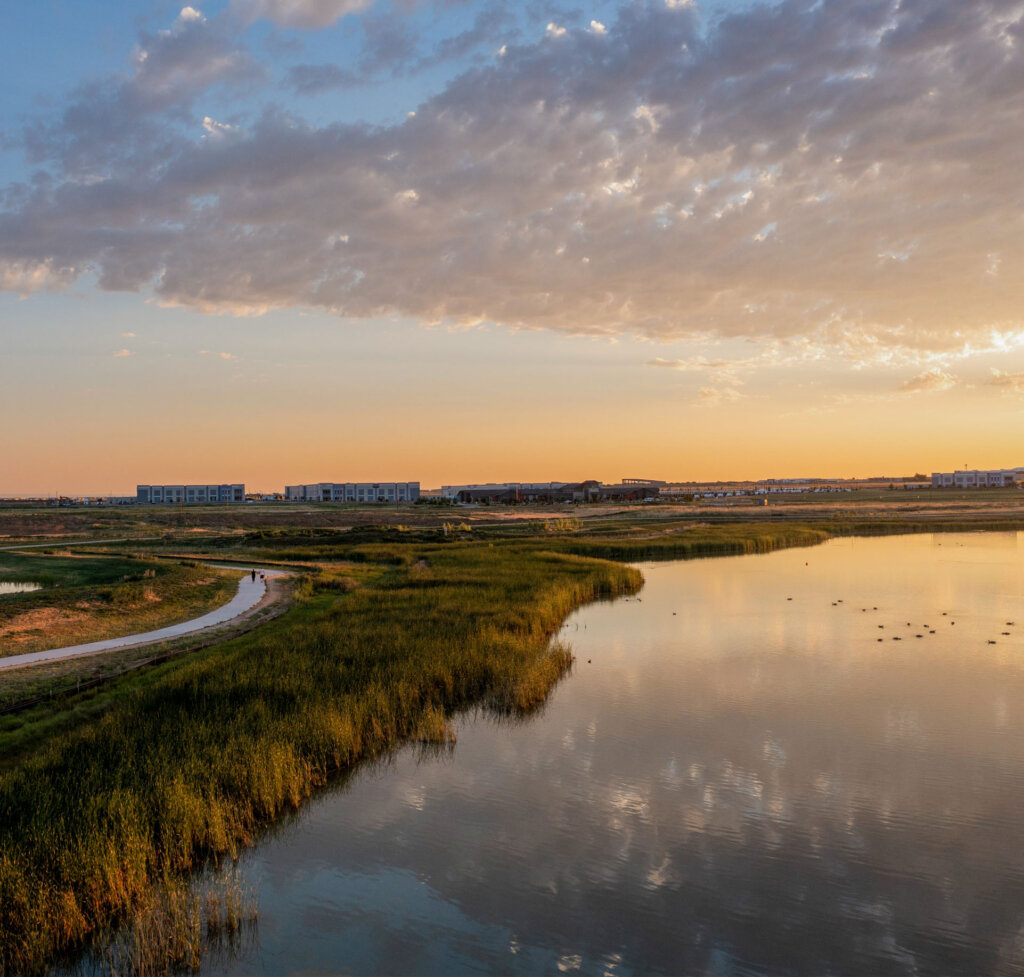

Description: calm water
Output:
[0,581,41,595]
[207,533,1024,976]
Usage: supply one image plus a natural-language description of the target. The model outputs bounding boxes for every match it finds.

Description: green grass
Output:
[0,551,151,588]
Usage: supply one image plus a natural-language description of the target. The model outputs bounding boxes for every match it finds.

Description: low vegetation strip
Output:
[551,524,832,561]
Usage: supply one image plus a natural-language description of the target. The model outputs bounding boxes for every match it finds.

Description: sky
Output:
[3,0,1024,494]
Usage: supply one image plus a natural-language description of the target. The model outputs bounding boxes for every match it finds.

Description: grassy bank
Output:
[0,545,642,973]
[0,554,241,658]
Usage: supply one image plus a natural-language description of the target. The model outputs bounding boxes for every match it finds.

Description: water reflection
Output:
[0,581,42,595]
[207,534,1024,976]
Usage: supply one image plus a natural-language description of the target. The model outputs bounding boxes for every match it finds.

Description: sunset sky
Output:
[3,0,1024,494]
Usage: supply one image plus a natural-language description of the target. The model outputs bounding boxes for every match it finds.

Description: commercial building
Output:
[137,484,245,504]
[285,482,420,503]
[931,469,1024,488]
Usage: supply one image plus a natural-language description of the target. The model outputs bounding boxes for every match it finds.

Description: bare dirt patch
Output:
[0,608,91,642]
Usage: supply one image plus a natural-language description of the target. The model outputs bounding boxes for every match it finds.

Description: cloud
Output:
[121,331,136,338]
[19,7,260,177]
[417,4,516,73]
[648,356,747,372]
[984,369,1024,394]
[696,385,745,407]
[233,0,372,30]
[178,7,206,24]
[4,0,1024,369]
[899,369,958,394]
[0,259,78,295]
[285,63,362,94]
[199,349,238,359]
[284,4,517,93]
[357,13,419,74]
[112,348,133,357]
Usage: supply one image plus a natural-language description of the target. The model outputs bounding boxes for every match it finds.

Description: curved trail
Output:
[0,569,288,672]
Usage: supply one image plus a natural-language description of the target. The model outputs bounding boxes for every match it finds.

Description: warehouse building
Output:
[448,480,660,503]
[137,484,245,504]
[931,469,1024,488]
[285,482,420,503]
[441,482,568,501]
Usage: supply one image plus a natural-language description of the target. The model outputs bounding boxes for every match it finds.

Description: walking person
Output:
[251,569,256,582]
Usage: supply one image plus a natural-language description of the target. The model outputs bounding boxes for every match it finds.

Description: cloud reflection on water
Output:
[211,534,1024,976]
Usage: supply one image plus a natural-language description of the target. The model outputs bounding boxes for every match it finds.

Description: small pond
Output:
[0,581,42,596]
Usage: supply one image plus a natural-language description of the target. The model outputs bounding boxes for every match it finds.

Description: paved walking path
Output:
[0,569,286,672]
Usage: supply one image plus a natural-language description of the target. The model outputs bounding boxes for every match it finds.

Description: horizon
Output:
[0,469,1001,499]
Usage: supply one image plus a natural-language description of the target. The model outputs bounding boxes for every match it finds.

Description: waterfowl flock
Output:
[794,598,1019,647]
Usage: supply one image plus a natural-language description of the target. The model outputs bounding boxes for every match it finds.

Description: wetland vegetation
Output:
[3,501,1024,974]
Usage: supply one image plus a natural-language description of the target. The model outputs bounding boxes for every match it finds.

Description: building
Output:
[137,484,245,504]
[284,482,420,503]
[931,469,1024,488]
[440,482,568,501]
[445,480,660,503]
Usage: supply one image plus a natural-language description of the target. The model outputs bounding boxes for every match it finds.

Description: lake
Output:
[205,533,1024,976]
[0,581,42,595]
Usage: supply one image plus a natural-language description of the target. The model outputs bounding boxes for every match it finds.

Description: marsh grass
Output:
[87,868,257,977]
[548,523,832,561]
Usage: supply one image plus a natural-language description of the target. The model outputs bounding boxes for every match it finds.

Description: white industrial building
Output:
[137,484,245,504]
[285,482,420,503]
[931,469,1024,488]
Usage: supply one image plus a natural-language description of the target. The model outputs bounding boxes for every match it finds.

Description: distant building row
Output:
[285,482,420,503]
[137,484,245,504]
[440,482,567,500]
[441,480,659,503]
[931,469,1024,488]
